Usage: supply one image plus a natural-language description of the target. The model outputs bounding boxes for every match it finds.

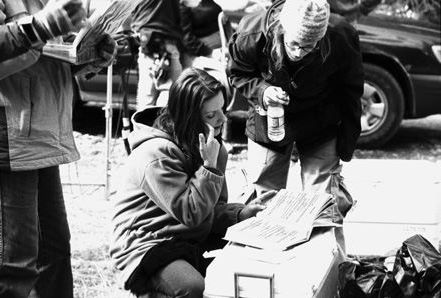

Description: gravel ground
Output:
[64,108,441,297]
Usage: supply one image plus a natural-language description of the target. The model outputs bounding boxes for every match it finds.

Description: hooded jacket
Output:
[110,108,244,284]
[228,0,364,161]
[0,0,79,171]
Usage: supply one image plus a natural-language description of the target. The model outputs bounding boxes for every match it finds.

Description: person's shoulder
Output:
[135,136,181,158]
[236,9,267,36]
[328,14,358,38]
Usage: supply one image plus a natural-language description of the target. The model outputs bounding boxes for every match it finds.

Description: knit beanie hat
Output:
[279,0,330,44]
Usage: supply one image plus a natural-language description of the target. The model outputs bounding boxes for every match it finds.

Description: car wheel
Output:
[358,63,404,148]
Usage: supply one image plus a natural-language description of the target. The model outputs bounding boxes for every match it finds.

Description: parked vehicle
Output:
[75,9,441,148]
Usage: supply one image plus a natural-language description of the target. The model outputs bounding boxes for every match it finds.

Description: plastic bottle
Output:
[267,104,285,142]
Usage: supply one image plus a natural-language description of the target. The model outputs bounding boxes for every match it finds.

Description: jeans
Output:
[247,138,353,213]
[0,166,73,298]
[138,259,204,298]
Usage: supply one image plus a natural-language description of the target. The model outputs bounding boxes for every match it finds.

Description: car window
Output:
[372,1,440,27]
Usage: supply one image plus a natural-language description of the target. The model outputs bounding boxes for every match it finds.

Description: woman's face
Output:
[201,91,227,137]
[283,36,318,62]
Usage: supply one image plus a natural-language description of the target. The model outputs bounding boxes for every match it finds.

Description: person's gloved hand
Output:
[33,0,86,42]
[93,33,117,68]
[72,34,116,79]
[238,190,277,221]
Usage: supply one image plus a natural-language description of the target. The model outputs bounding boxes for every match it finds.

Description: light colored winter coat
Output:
[0,0,79,171]
[110,108,244,284]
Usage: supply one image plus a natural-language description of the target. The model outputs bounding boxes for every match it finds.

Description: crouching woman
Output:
[110,68,270,298]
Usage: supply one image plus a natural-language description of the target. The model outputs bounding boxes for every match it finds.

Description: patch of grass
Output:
[65,188,128,298]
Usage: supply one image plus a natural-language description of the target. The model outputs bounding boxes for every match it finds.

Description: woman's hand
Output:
[238,190,278,221]
[263,86,289,108]
[199,124,220,169]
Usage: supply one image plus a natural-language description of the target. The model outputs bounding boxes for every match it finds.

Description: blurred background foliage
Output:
[379,0,440,25]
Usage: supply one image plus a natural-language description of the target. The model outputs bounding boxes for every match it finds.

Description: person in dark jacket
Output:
[111,68,274,297]
[131,0,185,108]
[228,0,364,222]
[180,0,223,66]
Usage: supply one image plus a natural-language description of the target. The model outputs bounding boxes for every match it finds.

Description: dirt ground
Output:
[63,109,441,297]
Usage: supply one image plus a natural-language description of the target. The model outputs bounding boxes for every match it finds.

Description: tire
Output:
[357,63,404,148]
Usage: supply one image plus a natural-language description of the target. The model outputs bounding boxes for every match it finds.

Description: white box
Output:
[204,229,343,298]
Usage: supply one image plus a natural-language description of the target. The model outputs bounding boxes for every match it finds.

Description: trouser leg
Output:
[141,259,204,298]
[246,138,293,196]
[34,166,73,298]
[137,50,158,109]
[163,41,182,83]
[298,138,353,217]
[298,138,354,252]
[0,170,39,298]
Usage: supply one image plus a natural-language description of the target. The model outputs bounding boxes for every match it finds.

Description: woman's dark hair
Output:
[270,22,331,70]
[153,68,227,171]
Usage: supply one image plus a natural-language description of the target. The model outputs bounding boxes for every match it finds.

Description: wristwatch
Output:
[17,15,45,48]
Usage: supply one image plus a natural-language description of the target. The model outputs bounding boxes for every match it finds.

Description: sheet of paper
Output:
[261,190,333,224]
[225,216,310,250]
[224,190,334,250]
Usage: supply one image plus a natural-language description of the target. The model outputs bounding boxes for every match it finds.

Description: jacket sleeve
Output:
[211,178,244,235]
[210,145,244,235]
[227,23,271,107]
[141,156,225,228]
[0,2,40,79]
[180,4,212,56]
[335,22,364,162]
[0,23,34,62]
[0,47,40,80]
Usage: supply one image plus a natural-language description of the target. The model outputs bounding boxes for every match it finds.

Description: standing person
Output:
[110,68,274,297]
[131,0,184,108]
[0,0,116,297]
[228,0,364,222]
[180,0,223,67]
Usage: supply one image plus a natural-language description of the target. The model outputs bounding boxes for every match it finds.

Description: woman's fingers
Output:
[199,133,205,149]
[250,190,277,205]
[206,123,215,143]
[255,190,278,204]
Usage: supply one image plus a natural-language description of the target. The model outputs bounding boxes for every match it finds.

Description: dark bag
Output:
[338,258,402,298]
[392,234,441,298]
